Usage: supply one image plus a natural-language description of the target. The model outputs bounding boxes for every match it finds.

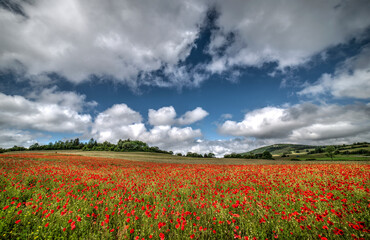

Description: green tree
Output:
[262,151,273,159]
[29,143,40,150]
[73,138,80,148]
[325,146,335,160]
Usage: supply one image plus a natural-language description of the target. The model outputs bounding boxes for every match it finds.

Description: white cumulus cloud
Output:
[177,107,209,125]
[141,126,202,148]
[92,104,146,142]
[148,106,177,126]
[148,106,208,126]
[0,90,92,133]
[299,46,370,99]
[27,86,97,112]
[91,104,204,147]
[219,102,370,141]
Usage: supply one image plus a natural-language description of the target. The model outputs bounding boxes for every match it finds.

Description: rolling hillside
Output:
[244,144,318,155]
[244,142,370,156]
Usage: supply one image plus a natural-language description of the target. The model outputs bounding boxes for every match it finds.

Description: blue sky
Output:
[0,0,370,156]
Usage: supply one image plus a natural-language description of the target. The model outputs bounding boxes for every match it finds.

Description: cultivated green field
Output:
[3,150,370,165]
[246,143,370,156]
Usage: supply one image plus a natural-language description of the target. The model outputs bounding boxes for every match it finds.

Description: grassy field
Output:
[245,143,370,157]
[298,156,370,161]
[245,144,317,155]
[3,150,370,165]
[0,152,369,240]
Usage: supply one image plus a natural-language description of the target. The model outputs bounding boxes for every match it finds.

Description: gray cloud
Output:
[0,129,37,149]
[1,1,369,89]
[207,0,370,73]
[0,0,207,87]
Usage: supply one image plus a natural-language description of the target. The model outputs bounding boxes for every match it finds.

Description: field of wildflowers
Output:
[0,153,368,239]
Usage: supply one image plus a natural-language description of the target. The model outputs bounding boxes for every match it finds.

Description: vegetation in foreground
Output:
[0,153,369,239]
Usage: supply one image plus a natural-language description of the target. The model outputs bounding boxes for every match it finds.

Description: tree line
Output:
[0,138,173,155]
[0,138,218,157]
[224,150,273,160]
[175,152,216,158]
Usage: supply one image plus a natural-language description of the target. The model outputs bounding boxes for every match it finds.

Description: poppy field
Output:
[0,153,369,239]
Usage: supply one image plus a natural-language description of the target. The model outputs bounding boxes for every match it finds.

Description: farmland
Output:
[0,152,369,239]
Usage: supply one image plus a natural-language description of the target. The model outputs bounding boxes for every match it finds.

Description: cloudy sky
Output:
[1,0,370,156]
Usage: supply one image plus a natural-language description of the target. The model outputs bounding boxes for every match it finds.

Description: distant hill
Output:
[244,142,370,156]
[244,144,320,155]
